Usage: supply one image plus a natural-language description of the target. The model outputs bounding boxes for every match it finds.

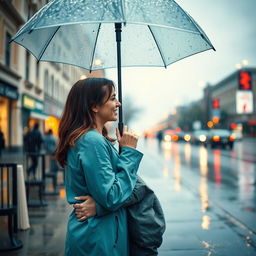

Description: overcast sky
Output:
[105,0,256,132]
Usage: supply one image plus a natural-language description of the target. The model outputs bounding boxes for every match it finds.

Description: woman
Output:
[55,78,143,256]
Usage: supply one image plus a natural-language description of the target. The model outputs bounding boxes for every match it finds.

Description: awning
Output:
[247,120,256,125]
[30,111,48,120]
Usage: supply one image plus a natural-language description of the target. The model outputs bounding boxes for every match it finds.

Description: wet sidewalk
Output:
[0,140,256,255]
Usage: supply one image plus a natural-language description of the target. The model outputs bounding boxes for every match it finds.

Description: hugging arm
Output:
[74,138,143,220]
[75,135,142,220]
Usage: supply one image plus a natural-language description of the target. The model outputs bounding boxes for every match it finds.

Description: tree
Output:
[177,100,204,130]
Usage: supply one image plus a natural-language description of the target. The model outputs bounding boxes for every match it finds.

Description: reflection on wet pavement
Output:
[138,138,256,255]
[184,143,191,167]
[173,145,181,192]
[213,150,222,186]
[238,160,255,201]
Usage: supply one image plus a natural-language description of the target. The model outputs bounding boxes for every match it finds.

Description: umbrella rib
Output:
[89,24,101,72]
[37,26,60,61]
[147,25,167,68]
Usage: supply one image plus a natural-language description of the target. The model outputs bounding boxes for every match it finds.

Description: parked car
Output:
[208,129,235,149]
[191,130,209,146]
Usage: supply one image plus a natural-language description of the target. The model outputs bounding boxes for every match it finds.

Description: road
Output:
[137,138,256,255]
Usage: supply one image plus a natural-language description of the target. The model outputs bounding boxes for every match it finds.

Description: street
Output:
[138,138,256,255]
[0,138,256,256]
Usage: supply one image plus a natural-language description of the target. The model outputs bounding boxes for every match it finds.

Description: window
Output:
[36,62,40,78]
[55,80,59,100]
[51,75,54,97]
[25,51,30,80]
[44,70,49,95]
[5,32,12,67]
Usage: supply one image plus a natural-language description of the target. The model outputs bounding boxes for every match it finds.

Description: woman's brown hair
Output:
[56,77,115,167]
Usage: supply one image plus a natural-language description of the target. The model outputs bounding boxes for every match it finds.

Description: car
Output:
[191,130,209,146]
[208,129,235,149]
[164,130,191,142]
[231,130,243,141]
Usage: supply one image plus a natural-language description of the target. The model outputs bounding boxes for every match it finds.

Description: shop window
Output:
[5,32,12,67]
[0,96,9,147]
[45,116,59,137]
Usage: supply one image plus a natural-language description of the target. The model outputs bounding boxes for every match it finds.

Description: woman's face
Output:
[95,87,121,123]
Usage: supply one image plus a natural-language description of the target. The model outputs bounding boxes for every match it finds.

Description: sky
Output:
[105,0,256,132]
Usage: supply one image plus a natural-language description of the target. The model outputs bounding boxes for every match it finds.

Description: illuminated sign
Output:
[23,95,35,109]
[0,80,19,100]
[238,71,252,90]
[22,94,44,113]
[236,91,253,114]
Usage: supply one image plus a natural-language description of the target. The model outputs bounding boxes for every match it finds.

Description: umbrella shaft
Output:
[115,23,123,136]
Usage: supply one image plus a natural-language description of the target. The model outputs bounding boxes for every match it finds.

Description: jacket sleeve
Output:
[78,134,143,212]
[96,175,145,216]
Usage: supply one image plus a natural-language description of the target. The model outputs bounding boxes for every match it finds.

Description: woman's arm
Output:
[73,195,97,221]
[78,133,143,211]
[74,127,143,219]
[74,175,147,221]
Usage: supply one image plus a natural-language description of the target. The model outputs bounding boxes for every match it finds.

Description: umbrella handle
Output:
[118,122,124,137]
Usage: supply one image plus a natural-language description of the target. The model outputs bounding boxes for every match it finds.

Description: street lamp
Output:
[236,59,249,70]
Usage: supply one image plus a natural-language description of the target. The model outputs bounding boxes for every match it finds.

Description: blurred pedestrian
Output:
[55,78,143,256]
[157,130,163,148]
[0,128,5,158]
[26,123,43,179]
[23,126,30,153]
[144,131,149,140]
[44,129,58,173]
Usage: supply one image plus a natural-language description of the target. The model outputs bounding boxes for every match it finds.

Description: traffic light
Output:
[238,71,252,90]
[212,98,220,109]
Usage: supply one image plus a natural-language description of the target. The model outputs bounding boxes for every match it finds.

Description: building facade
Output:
[203,67,256,136]
[0,0,104,149]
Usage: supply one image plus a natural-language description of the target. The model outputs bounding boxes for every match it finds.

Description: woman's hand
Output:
[116,125,139,149]
[73,195,97,222]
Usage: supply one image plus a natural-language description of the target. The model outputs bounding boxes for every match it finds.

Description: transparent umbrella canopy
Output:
[11,0,215,131]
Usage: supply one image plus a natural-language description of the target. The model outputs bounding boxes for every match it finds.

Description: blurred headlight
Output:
[164,135,171,142]
[184,134,191,142]
[199,135,206,142]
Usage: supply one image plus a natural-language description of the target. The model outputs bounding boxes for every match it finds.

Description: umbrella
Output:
[11,0,215,133]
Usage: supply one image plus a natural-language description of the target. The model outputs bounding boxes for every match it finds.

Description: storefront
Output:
[0,80,19,147]
[22,94,47,133]
[44,97,63,137]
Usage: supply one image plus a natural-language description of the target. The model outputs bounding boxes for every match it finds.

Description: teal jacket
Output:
[65,130,143,256]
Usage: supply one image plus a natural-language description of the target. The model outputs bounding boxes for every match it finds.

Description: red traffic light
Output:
[239,72,252,90]
[212,98,220,109]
